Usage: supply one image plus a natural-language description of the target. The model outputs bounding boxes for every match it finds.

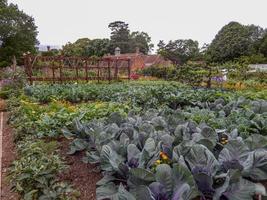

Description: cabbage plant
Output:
[63,102,267,200]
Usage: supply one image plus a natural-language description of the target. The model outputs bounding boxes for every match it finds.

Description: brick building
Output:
[104,48,172,71]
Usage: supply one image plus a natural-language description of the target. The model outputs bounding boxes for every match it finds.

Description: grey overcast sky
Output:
[8,0,267,50]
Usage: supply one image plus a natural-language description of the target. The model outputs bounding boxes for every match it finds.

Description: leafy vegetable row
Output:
[9,98,130,138]
[7,97,130,199]
[63,97,267,200]
[24,82,236,110]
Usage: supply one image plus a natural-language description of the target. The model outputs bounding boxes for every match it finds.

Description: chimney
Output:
[135,47,140,54]
[115,47,121,56]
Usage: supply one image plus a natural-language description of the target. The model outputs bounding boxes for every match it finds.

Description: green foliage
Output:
[237,54,267,64]
[63,98,267,199]
[207,22,266,63]
[9,139,77,200]
[108,21,131,54]
[6,81,267,199]
[61,21,154,57]
[62,38,91,57]
[140,64,218,87]
[8,99,130,138]
[24,82,240,110]
[222,60,267,83]
[259,33,267,57]
[0,66,27,98]
[0,1,38,67]
[130,31,154,54]
[108,21,153,54]
[140,65,177,79]
[62,38,110,57]
[157,39,200,65]
[85,38,110,57]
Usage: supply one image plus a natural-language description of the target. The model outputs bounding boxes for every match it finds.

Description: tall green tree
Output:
[62,38,110,57]
[259,33,267,57]
[206,22,266,63]
[108,21,153,54]
[0,0,38,67]
[130,31,154,54]
[85,38,110,57]
[62,38,90,56]
[108,21,131,54]
[157,39,200,65]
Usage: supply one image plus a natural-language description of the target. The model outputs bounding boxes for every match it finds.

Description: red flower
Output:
[130,73,139,80]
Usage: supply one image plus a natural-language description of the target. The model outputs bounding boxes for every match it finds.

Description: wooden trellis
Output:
[24,55,131,84]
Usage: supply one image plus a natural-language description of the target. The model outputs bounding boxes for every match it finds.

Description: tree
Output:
[62,38,110,57]
[157,39,200,65]
[108,21,131,54]
[0,0,39,67]
[248,25,265,41]
[85,38,110,57]
[206,22,266,63]
[130,31,154,54]
[0,0,7,7]
[108,21,154,54]
[62,38,90,56]
[259,33,267,57]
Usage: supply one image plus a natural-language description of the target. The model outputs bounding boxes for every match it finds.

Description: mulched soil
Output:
[58,138,102,200]
[1,112,18,200]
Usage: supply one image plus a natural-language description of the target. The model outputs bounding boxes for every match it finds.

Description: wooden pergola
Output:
[24,55,132,84]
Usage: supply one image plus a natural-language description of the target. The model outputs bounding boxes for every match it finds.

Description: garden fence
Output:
[24,55,131,84]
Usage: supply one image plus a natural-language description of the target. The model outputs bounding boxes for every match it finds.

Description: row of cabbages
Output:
[63,97,267,200]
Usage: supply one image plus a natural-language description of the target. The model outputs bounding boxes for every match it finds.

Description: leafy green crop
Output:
[63,97,267,199]
[6,81,267,199]
[8,99,130,139]
[9,139,78,200]
[24,81,267,108]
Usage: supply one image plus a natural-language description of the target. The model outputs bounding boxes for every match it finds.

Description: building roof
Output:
[104,53,172,69]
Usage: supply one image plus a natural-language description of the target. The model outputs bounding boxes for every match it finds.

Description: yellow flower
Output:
[160,152,169,160]
[155,160,161,165]
[162,155,168,161]
[95,102,103,109]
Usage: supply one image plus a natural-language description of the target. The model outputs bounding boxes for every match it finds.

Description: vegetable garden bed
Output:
[2,81,267,200]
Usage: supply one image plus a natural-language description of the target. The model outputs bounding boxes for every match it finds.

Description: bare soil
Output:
[1,112,18,200]
[0,99,6,112]
[58,138,102,200]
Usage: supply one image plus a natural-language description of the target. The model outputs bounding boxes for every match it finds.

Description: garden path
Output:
[0,77,18,199]
[0,111,3,197]
[0,112,18,200]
